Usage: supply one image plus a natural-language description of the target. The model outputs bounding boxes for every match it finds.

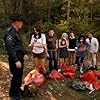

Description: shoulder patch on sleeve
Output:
[7,27,12,32]
[7,35,13,41]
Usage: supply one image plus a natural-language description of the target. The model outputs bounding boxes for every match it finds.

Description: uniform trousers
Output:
[8,53,24,97]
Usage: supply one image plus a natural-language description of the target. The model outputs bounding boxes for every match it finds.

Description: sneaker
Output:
[86,83,95,94]
[58,69,61,72]
[80,67,83,73]
[88,84,95,94]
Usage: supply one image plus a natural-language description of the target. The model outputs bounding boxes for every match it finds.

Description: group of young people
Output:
[4,15,99,100]
[29,26,99,75]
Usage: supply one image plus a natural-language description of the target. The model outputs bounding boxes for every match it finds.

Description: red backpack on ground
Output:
[63,65,76,78]
[49,70,64,80]
[80,70,100,90]
[80,70,97,83]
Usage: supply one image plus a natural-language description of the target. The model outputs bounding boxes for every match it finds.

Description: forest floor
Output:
[0,54,100,100]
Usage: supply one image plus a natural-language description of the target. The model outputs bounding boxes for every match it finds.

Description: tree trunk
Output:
[12,0,17,14]
[19,0,23,14]
[47,0,51,20]
[11,0,23,14]
[67,0,71,20]
[2,0,7,15]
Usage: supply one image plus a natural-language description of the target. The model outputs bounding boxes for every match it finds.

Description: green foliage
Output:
[0,0,100,52]
[0,28,6,53]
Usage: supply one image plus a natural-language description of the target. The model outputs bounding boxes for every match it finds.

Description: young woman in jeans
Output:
[75,35,87,73]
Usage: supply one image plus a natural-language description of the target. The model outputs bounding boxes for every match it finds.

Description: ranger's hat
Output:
[9,15,24,22]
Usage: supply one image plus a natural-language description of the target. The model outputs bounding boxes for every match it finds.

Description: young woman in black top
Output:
[59,33,69,67]
[68,32,77,65]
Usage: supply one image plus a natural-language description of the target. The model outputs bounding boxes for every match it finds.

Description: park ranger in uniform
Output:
[4,15,28,100]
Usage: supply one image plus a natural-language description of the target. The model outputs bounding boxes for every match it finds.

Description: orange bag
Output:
[49,70,64,80]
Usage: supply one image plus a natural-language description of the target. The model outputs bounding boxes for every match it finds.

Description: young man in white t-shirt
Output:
[86,32,99,70]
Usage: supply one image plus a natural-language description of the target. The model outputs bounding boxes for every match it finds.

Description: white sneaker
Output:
[86,83,95,94]
[80,67,83,73]
[58,69,61,72]
[89,88,95,94]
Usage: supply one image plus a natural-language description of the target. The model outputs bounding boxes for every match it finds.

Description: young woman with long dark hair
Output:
[29,26,48,75]
[75,35,87,73]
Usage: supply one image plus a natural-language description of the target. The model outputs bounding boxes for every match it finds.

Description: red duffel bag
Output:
[93,80,100,90]
[64,66,76,73]
[61,62,68,69]
[49,70,64,80]
[63,66,76,78]
[63,72,75,78]
[94,70,100,79]
[80,70,97,83]
[80,70,100,90]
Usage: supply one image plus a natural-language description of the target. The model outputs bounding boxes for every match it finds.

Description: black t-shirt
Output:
[69,37,77,49]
